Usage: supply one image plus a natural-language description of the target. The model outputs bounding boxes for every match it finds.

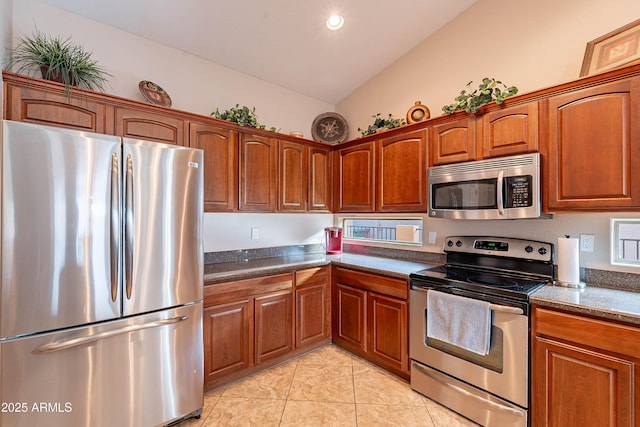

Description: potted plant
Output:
[5,30,111,93]
[358,113,406,136]
[442,78,518,114]
[211,104,263,128]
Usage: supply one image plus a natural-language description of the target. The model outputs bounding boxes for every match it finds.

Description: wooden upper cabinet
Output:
[308,146,332,212]
[189,122,238,212]
[115,107,185,145]
[429,116,476,166]
[3,78,110,133]
[334,141,375,212]
[239,132,277,212]
[278,140,307,212]
[480,101,539,158]
[544,77,640,211]
[377,130,427,212]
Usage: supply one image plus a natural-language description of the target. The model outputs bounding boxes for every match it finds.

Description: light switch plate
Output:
[251,228,259,240]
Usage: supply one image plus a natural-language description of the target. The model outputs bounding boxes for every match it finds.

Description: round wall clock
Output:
[311,112,349,144]
[406,101,430,124]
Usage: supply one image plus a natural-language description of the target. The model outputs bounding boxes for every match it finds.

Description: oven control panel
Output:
[444,236,553,262]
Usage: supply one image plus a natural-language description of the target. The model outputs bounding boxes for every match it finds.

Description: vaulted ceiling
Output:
[38,0,477,104]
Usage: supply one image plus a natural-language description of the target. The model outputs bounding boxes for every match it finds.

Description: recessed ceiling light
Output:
[326,15,344,31]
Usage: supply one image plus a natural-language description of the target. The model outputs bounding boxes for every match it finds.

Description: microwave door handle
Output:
[497,171,505,215]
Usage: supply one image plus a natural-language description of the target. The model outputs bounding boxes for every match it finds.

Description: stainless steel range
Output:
[409,236,554,427]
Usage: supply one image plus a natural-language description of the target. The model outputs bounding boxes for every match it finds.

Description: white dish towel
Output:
[426,290,492,356]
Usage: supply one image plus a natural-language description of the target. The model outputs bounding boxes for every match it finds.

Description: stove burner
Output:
[467,274,519,288]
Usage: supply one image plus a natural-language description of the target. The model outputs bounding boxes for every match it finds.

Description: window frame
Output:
[338,216,424,246]
[610,218,640,267]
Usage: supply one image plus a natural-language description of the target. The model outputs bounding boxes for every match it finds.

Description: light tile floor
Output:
[177,344,479,426]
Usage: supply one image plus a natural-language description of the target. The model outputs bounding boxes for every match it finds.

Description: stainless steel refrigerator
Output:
[0,120,204,427]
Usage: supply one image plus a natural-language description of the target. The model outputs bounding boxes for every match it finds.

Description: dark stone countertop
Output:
[532,284,640,326]
[203,246,640,327]
[204,252,439,285]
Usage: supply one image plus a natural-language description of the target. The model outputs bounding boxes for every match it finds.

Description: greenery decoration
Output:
[442,78,518,114]
[6,30,111,93]
[358,113,407,136]
[211,104,263,128]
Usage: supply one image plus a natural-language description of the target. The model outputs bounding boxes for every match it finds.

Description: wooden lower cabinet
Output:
[295,266,331,348]
[332,267,409,379]
[334,283,367,352]
[531,306,640,426]
[255,291,293,364]
[203,299,252,385]
[367,292,408,373]
[203,267,330,390]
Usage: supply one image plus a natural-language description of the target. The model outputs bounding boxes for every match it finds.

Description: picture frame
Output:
[580,19,640,77]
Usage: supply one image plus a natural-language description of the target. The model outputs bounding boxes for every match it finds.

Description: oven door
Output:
[409,286,529,408]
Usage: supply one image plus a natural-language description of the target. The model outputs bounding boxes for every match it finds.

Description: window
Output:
[341,217,423,245]
[611,219,640,266]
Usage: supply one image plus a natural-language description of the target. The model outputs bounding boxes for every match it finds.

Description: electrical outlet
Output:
[251,228,259,240]
[428,232,437,244]
[580,234,595,252]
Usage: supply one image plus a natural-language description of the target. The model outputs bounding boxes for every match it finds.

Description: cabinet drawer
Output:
[533,306,640,358]
[335,267,407,299]
[204,273,293,306]
[295,266,329,288]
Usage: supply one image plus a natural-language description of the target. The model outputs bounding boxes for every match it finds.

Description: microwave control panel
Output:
[504,175,532,208]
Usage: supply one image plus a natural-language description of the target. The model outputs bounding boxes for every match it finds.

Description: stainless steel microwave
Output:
[428,153,543,220]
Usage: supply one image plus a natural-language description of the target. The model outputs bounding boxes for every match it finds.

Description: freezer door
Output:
[0,302,203,427]
[1,121,122,338]
[122,139,203,316]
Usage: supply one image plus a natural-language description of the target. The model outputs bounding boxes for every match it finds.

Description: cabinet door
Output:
[203,299,252,387]
[115,107,185,145]
[480,101,539,158]
[189,122,238,211]
[239,133,277,211]
[334,142,375,212]
[4,82,109,133]
[366,292,409,375]
[429,116,476,165]
[255,291,293,364]
[377,130,427,212]
[279,140,307,211]
[333,283,367,353]
[308,146,332,212]
[533,336,633,426]
[295,266,330,349]
[545,78,640,211]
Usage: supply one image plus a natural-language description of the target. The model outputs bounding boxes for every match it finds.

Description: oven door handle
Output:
[410,287,524,315]
[489,304,523,315]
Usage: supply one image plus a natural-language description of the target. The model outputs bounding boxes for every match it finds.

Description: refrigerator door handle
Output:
[110,152,120,302]
[125,154,134,300]
[31,315,189,354]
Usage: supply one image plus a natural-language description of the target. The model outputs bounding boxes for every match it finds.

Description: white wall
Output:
[338,212,640,274]
[203,213,333,253]
[334,0,640,274]
[0,0,12,106]
[8,0,336,253]
[337,0,640,139]
[10,0,333,136]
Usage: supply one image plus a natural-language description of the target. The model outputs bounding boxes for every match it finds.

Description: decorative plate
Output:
[138,80,172,107]
[406,101,430,124]
[311,112,349,144]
